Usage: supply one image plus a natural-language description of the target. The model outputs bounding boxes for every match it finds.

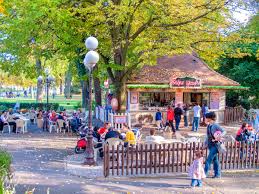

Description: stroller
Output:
[74,125,88,154]
[74,126,103,157]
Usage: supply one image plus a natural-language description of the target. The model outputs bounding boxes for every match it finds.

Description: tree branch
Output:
[125,0,145,41]
[159,1,230,28]
[99,52,116,82]
[130,16,157,41]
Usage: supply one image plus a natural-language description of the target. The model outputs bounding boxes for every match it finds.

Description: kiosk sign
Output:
[114,115,127,124]
[170,77,201,88]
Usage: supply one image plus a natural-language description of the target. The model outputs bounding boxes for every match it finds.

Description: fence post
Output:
[109,113,114,127]
[127,112,131,128]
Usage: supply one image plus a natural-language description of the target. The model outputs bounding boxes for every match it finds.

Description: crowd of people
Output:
[0,108,85,133]
[155,102,209,134]
[92,122,139,147]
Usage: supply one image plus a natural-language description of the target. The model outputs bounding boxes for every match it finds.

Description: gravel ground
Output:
[0,123,258,194]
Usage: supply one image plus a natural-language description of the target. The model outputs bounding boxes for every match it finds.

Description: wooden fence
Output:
[103,141,259,177]
[224,107,244,124]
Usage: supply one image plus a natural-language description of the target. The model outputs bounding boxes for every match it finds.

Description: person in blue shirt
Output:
[202,103,209,125]
[155,109,163,130]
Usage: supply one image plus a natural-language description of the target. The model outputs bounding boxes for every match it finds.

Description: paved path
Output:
[0,126,259,194]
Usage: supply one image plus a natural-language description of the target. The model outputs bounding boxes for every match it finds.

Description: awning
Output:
[127,84,249,90]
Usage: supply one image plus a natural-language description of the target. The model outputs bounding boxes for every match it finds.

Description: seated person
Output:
[0,110,17,133]
[57,111,66,120]
[57,112,68,129]
[98,122,111,137]
[236,122,252,142]
[124,124,136,146]
[37,110,43,119]
[145,128,165,143]
[49,110,58,122]
[105,127,123,141]
[93,126,101,142]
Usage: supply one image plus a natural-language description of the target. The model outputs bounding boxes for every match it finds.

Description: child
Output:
[188,150,206,187]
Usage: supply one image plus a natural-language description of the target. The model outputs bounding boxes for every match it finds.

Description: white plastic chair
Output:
[29,112,36,124]
[57,119,66,134]
[16,119,26,134]
[48,120,57,133]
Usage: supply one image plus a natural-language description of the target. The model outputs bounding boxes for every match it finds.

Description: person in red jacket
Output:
[165,106,175,133]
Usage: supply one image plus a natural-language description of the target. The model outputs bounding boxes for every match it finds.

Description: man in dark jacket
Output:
[174,104,183,130]
[105,127,123,141]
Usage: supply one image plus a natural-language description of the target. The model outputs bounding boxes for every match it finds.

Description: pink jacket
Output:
[188,158,206,179]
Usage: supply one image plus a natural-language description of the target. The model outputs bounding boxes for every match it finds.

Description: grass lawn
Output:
[0,95,82,110]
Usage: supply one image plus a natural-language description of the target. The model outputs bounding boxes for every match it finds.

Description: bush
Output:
[0,150,11,177]
[0,102,59,111]
[0,150,11,193]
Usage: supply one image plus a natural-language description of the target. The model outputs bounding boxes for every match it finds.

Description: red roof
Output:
[127,54,240,86]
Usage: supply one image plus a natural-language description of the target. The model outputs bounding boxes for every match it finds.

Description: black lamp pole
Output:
[84,69,95,165]
[46,79,49,110]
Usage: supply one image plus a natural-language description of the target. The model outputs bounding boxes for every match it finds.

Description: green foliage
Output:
[0,150,11,194]
[0,102,59,111]
[218,14,259,109]
[0,150,11,177]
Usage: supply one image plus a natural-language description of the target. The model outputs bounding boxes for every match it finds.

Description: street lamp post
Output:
[84,36,99,165]
[38,70,54,110]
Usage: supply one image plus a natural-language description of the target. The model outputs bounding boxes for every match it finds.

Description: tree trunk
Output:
[36,81,43,102]
[35,59,43,102]
[59,76,63,95]
[114,80,127,111]
[81,80,89,110]
[112,47,127,110]
[94,77,102,106]
[64,70,72,99]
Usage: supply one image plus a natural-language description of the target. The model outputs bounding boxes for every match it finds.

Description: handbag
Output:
[209,124,227,154]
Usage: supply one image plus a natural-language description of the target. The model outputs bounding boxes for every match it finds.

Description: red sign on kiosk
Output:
[114,115,127,124]
[170,77,201,88]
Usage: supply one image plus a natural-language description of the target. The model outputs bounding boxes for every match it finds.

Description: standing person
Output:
[174,104,183,131]
[188,150,206,187]
[165,106,175,133]
[202,103,209,124]
[192,103,201,132]
[42,110,49,131]
[183,104,189,128]
[155,109,163,130]
[204,112,225,178]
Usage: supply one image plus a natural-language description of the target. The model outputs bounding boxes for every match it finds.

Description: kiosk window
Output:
[139,92,175,108]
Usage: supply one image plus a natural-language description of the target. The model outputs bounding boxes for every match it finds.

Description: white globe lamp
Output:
[85,36,98,50]
[84,50,100,69]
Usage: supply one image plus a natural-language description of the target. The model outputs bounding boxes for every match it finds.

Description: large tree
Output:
[63,0,256,109]
[1,0,256,109]
[218,14,259,108]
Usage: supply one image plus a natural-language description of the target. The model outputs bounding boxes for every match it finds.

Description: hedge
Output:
[0,102,59,111]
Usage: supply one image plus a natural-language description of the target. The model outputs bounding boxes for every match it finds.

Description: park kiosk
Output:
[126,53,247,125]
